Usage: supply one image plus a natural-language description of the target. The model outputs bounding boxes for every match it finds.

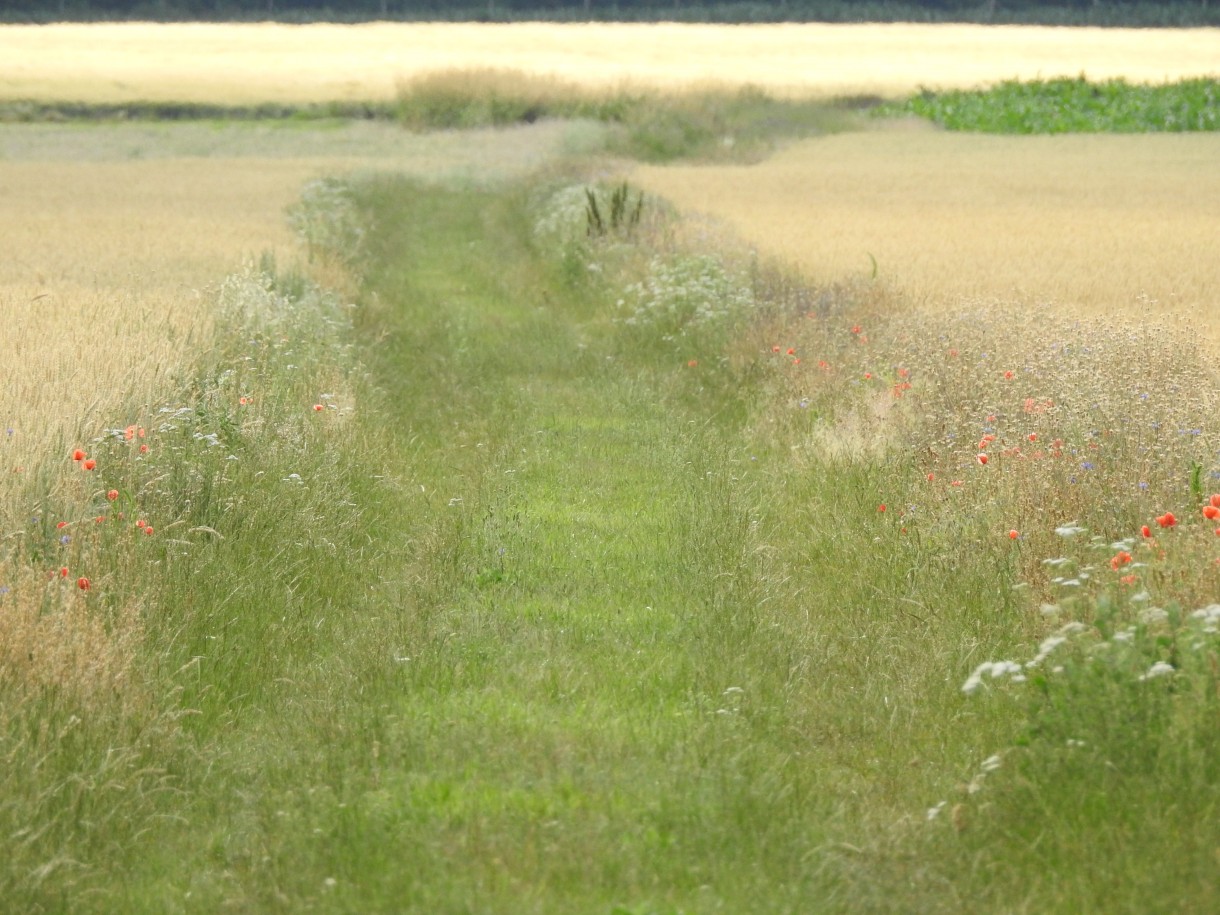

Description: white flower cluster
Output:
[287,177,367,265]
[531,184,592,243]
[962,621,1088,694]
[961,602,1220,696]
[217,269,346,339]
[618,254,754,337]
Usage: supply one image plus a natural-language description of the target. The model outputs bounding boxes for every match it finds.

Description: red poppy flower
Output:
[926,473,935,482]
[1120,574,1137,586]
[878,504,887,513]
[313,404,324,412]
[77,577,90,591]
[139,444,149,453]
[1008,530,1019,540]
[1110,551,1132,570]
[977,454,988,465]
[144,526,154,536]
[1003,370,1015,380]
[1156,512,1177,528]
[1204,506,1220,520]
[136,519,146,529]
[1211,494,1220,509]
[863,372,872,380]
[82,459,96,470]
[1027,433,1037,442]
[851,325,861,335]
[124,425,136,441]
[687,360,698,367]
[107,489,118,501]
[72,449,85,461]
[1141,525,1152,538]
[60,566,68,578]
[56,521,68,529]
[786,348,795,356]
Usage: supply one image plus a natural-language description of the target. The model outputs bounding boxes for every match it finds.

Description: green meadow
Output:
[3,79,1220,913]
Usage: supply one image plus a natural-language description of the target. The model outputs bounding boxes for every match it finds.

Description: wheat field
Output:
[0,120,582,522]
[636,124,1220,330]
[1,22,1218,104]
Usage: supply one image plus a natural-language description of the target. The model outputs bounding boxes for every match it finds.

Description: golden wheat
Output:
[0,120,579,501]
[635,125,1220,333]
[1,23,1217,104]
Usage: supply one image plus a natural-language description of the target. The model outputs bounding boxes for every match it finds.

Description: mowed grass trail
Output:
[333,180,831,911]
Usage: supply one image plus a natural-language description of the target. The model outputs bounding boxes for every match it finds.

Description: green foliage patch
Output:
[896,76,1220,133]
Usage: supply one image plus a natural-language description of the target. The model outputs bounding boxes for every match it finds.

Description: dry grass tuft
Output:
[0,572,145,711]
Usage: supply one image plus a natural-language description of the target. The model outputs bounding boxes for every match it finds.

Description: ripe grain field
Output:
[2,22,1219,103]
[634,124,1220,331]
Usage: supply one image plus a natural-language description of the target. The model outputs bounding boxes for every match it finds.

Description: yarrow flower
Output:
[962,660,1025,694]
[1139,661,1175,681]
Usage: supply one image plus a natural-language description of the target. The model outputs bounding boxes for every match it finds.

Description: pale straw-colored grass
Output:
[0,23,1217,104]
[635,125,1220,335]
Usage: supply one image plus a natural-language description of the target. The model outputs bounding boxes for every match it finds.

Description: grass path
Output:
[335,179,831,912]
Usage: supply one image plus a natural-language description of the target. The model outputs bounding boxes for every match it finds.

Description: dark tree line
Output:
[1,0,1215,24]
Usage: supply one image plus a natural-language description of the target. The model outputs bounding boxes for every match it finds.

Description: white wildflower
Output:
[1138,607,1168,625]
[1027,634,1067,668]
[1139,661,1175,681]
[962,660,1023,695]
[1055,524,1088,537]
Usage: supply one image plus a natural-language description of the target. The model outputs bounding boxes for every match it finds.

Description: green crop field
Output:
[3,26,1220,913]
